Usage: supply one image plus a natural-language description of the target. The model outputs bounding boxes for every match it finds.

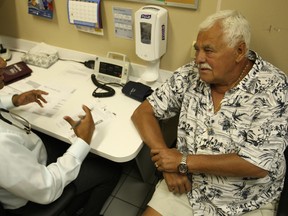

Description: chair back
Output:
[277,148,288,216]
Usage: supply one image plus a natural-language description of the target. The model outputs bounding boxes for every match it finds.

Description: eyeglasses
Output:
[0,108,31,134]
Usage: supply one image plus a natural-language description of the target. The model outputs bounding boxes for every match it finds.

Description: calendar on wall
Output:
[68,0,103,35]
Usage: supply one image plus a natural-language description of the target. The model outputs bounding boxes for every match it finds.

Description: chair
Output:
[0,183,76,216]
[276,148,288,216]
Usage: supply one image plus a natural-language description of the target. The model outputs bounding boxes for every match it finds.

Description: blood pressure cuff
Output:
[122,81,153,102]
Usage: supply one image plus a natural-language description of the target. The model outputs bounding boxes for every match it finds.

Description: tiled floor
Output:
[100,160,159,216]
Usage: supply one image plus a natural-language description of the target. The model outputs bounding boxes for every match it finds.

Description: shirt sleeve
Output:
[0,132,90,207]
[233,72,288,172]
[0,95,15,109]
[147,62,196,119]
[237,100,288,172]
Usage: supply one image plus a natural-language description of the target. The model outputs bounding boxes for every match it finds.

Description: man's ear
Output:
[235,42,247,63]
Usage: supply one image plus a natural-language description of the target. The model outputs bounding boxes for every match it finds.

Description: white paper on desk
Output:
[56,101,116,143]
[28,83,75,117]
[0,85,20,96]
[1,80,42,95]
[1,80,75,117]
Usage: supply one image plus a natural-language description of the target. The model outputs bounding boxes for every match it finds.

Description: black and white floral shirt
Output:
[147,51,288,216]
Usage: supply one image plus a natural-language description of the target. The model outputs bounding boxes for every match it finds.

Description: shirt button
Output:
[193,183,199,188]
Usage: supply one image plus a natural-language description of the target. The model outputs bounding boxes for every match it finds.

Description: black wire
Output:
[98,81,124,88]
[91,74,122,98]
[58,58,86,64]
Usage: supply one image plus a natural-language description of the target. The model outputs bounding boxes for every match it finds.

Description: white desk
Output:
[2,52,147,162]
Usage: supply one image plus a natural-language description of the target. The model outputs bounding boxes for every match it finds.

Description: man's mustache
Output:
[199,63,212,70]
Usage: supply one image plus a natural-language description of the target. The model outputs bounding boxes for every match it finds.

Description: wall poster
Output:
[28,0,54,19]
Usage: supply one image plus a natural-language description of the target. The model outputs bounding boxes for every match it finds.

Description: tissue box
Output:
[21,43,59,68]
[22,53,58,68]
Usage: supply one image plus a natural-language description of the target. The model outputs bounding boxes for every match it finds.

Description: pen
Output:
[70,107,96,129]
[95,119,103,125]
[71,119,82,130]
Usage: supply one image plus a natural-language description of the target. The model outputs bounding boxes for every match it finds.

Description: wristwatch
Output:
[178,153,188,175]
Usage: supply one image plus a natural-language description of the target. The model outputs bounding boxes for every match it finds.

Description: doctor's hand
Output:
[12,89,48,107]
[0,57,7,89]
[64,105,95,144]
[0,57,7,68]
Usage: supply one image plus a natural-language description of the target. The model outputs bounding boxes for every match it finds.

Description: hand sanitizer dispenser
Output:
[135,6,168,82]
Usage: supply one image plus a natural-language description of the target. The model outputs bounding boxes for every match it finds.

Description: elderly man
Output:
[132,10,287,216]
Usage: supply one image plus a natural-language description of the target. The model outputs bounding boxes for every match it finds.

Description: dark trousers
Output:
[8,131,122,216]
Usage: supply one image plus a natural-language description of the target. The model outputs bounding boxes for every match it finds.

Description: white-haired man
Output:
[132,10,288,216]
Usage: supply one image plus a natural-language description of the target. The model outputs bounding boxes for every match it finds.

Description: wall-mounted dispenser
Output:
[135,5,168,82]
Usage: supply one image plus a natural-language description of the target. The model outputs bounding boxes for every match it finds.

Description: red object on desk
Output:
[1,61,32,84]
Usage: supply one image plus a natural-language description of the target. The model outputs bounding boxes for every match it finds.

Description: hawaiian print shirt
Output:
[147,50,288,216]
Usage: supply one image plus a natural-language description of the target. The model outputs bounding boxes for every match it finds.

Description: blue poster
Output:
[28,0,54,19]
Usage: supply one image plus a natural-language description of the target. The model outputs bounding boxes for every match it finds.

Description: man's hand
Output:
[12,90,48,107]
[151,148,192,194]
[63,105,95,144]
[151,148,182,172]
[163,172,192,194]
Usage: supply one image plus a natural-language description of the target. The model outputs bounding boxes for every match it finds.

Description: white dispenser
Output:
[135,5,168,82]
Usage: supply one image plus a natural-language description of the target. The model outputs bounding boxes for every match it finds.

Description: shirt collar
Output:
[237,50,266,94]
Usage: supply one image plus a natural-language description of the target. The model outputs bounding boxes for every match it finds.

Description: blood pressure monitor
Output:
[94,52,130,85]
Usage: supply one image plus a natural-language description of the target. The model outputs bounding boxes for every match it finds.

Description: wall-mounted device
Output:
[94,52,130,85]
[135,5,168,82]
[135,5,167,62]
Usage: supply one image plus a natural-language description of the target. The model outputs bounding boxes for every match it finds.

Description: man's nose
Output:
[195,50,206,64]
